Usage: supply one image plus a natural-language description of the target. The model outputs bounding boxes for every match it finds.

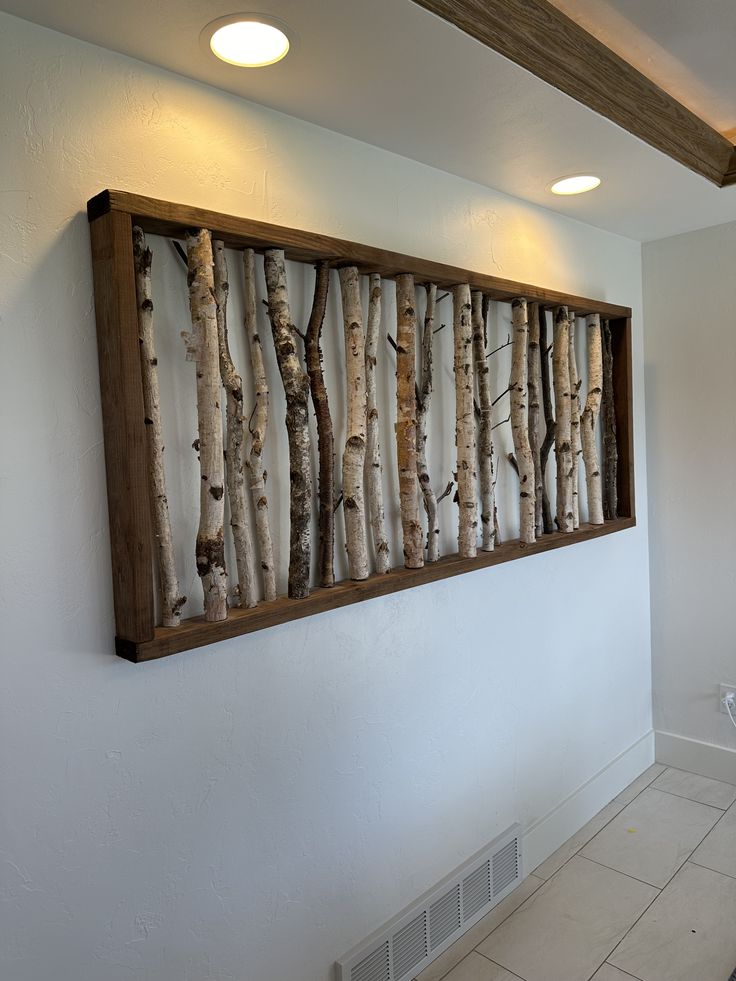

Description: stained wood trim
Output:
[87,190,631,319]
[90,210,155,643]
[117,517,636,661]
[410,0,736,188]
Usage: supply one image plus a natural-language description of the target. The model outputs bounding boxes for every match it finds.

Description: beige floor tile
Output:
[442,951,523,981]
[414,875,543,981]
[477,856,657,981]
[691,800,736,878]
[652,767,736,809]
[590,966,642,981]
[580,788,721,887]
[610,862,736,981]
[533,764,665,881]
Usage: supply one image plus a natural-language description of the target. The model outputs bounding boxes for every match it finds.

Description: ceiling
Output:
[4,0,736,242]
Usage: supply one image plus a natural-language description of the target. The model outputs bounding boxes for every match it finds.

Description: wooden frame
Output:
[410,0,736,188]
[88,189,636,663]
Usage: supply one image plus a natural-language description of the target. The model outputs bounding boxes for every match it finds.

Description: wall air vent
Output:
[336,825,521,981]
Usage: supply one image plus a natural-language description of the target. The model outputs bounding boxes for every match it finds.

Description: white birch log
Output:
[132,227,185,627]
[553,305,573,533]
[417,283,440,561]
[527,302,544,538]
[568,311,582,530]
[213,240,257,609]
[338,266,369,581]
[395,274,424,569]
[472,290,496,551]
[264,249,312,599]
[242,248,276,602]
[453,284,478,558]
[510,298,536,545]
[365,274,390,573]
[183,229,228,621]
[582,312,604,525]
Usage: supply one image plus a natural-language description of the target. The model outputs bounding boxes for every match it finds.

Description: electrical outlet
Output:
[719,683,736,714]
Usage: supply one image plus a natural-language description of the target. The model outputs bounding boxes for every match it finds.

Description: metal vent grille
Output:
[429,884,461,950]
[492,838,519,898]
[336,825,521,981]
[462,859,492,921]
[391,911,427,980]
[350,941,390,981]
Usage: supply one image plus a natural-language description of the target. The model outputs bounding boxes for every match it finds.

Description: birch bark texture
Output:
[510,298,536,545]
[472,290,496,551]
[527,302,544,538]
[453,284,478,558]
[395,274,424,569]
[602,319,618,520]
[539,307,556,534]
[184,229,228,621]
[132,227,185,627]
[417,283,440,561]
[364,274,390,574]
[213,240,257,609]
[305,260,335,587]
[581,312,604,525]
[338,266,369,581]
[264,248,312,599]
[243,248,276,602]
[553,305,573,533]
[568,311,582,530]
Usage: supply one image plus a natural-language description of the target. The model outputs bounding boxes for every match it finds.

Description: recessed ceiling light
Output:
[549,174,602,195]
[203,14,291,67]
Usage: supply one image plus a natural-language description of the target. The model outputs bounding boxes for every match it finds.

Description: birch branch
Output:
[568,311,582,530]
[602,319,618,519]
[364,274,390,573]
[527,302,544,538]
[453,283,478,558]
[553,305,573,533]
[538,307,556,533]
[395,274,424,568]
[472,291,496,551]
[132,227,186,627]
[338,266,369,581]
[510,298,535,545]
[264,248,312,599]
[242,248,276,601]
[305,260,335,587]
[581,312,604,525]
[417,283,440,561]
[213,240,257,609]
[184,229,228,621]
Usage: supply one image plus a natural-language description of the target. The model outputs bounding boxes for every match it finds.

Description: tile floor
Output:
[415,763,736,981]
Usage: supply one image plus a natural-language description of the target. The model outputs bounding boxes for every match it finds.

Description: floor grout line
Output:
[578,854,664,890]
[650,785,733,811]
[474,948,527,979]
[687,858,736,882]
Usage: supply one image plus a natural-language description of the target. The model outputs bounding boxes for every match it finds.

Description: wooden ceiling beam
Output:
[411,0,736,188]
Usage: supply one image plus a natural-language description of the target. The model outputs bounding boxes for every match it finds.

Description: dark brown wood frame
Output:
[410,0,736,188]
[88,189,636,663]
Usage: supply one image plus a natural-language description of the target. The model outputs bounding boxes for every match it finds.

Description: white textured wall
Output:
[644,222,736,753]
[0,13,651,981]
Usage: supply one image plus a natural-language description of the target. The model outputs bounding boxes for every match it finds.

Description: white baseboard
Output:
[524,730,655,873]
[655,730,736,785]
